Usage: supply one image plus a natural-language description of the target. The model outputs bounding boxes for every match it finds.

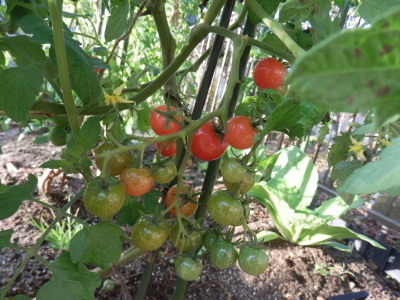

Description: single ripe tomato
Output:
[120,167,153,196]
[150,105,182,136]
[152,161,177,184]
[169,221,203,253]
[220,157,247,183]
[83,177,126,218]
[209,239,238,270]
[165,185,198,217]
[175,256,202,281]
[253,57,286,90]
[131,216,169,251]
[191,121,228,161]
[238,246,269,276]
[225,116,257,150]
[95,143,134,176]
[208,190,243,226]
[156,141,176,157]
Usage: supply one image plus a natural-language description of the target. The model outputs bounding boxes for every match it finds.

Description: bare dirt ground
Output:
[1,126,400,299]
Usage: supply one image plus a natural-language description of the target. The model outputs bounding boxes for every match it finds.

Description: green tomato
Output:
[220,158,246,183]
[152,161,177,184]
[209,239,238,270]
[238,246,269,276]
[95,142,134,176]
[131,216,169,251]
[52,116,69,128]
[175,256,202,281]
[208,191,243,226]
[50,126,67,146]
[83,177,125,218]
[170,221,202,253]
[233,204,251,226]
[224,172,255,194]
[202,231,218,251]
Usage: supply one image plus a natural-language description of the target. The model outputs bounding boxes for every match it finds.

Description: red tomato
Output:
[120,167,153,196]
[150,105,182,135]
[253,57,286,90]
[190,121,228,161]
[225,116,257,150]
[165,185,198,217]
[156,141,176,157]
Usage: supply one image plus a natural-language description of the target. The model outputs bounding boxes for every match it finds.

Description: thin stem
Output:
[48,0,81,135]
[246,0,306,58]
[339,0,351,30]
[202,0,227,25]
[171,278,188,300]
[134,251,159,300]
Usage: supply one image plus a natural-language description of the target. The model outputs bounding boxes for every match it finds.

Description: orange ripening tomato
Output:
[120,167,153,196]
[156,141,176,157]
[253,57,286,90]
[165,185,198,217]
[225,116,257,150]
[150,105,182,136]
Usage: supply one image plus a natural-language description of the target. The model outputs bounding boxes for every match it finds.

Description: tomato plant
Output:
[165,185,198,217]
[95,143,134,176]
[150,105,182,136]
[156,141,177,157]
[83,177,126,218]
[225,116,257,150]
[238,246,269,276]
[152,161,177,184]
[207,191,243,226]
[208,239,238,270]
[175,256,202,281]
[120,167,154,196]
[191,121,228,161]
[252,57,286,90]
[131,216,169,251]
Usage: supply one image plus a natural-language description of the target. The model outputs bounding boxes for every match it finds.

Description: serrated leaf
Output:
[17,15,53,44]
[0,67,43,121]
[36,252,101,300]
[117,198,144,226]
[69,221,124,266]
[288,8,400,127]
[76,117,101,152]
[0,229,13,251]
[142,190,163,214]
[317,124,329,144]
[136,101,152,132]
[279,0,321,23]
[309,0,339,41]
[247,0,285,25]
[331,160,362,185]
[0,36,47,67]
[327,133,351,167]
[338,136,400,195]
[105,0,129,42]
[0,174,37,220]
[358,0,400,23]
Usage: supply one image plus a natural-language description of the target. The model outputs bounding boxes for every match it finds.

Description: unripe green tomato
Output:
[233,204,251,226]
[238,246,269,276]
[224,172,255,194]
[83,177,126,218]
[220,158,246,183]
[170,222,203,253]
[175,256,202,281]
[152,161,177,184]
[52,116,69,128]
[131,216,169,251]
[208,191,243,226]
[102,279,116,292]
[95,143,134,176]
[202,231,218,251]
[209,239,238,270]
[50,126,67,146]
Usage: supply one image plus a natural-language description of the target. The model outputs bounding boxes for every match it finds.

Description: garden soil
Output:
[1,127,400,300]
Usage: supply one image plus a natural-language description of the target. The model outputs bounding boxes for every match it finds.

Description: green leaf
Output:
[247,0,285,25]
[0,174,37,220]
[0,229,13,251]
[257,151,281,181]
[320,241,350,252]
[36,252,101,300]
[266,99,325,139]
[279,0,322,22]
[34,133,50,144]
[338,136,400,195]
[317,124,329,144]
[256,230,281,243]
[314,196,363,220]
[352,123,374,136]
[331,160,362,185]
[0,67,43,121]
[136,101,152,132]
[308,0,340,41]
[235,94,276,119]
[117,198,144,226]
[76,117,101,152]
[10,295,31,300]
[288,8,400,127]
[327,133,351,167]
[17,15,53,44]
[40,159,75,171]
[69,221,124,266]
[142,190,163,214]
[358,0,400,23]
[105,0,129,42]
[270,146,318,209]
